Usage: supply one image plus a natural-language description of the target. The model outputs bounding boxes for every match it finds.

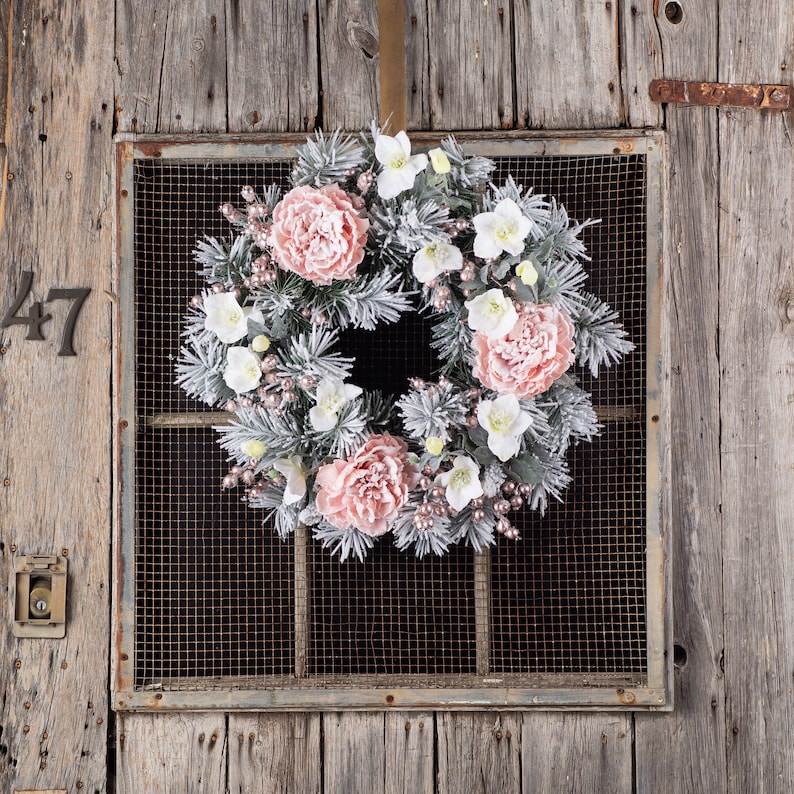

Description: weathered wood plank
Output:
[323,712,386,794]
[436,713,521,794]
[403,0,430,129]
[225,0,318,133]
[633,2,727,791]
[116,713,227,792]
[718,4,794,791]
[227,713,321,793]
[319,0,380,129]
[514,0,623,129]
[522,713,633,792]
[619,0,664,127]
[384,712,434,794]
[0,2,113,792]
[116,0,228,134]
[427,2,513,130]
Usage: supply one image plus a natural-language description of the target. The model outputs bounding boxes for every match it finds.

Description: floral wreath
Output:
[176,125,633,562]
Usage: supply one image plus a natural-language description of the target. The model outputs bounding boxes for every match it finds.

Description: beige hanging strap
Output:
[377,0,407,131]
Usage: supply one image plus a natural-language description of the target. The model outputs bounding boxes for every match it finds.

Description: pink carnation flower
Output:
[472,304,575,399]
[315,433,418,537]
[269,184,369,285]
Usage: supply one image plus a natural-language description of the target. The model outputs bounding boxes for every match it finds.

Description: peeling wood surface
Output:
[1,0,793,792]
[0,1,113,792]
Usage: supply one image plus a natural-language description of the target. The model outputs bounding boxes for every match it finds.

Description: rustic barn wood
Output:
[1,0,793,791]
[0,1,113,792]
[116,713,227,791]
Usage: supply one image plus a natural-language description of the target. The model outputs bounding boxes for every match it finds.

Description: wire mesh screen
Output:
[129,145,650,695]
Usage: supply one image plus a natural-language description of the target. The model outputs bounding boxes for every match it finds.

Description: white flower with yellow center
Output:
[477,394,533,461]
[412,241,463,283]
[465,288,518,339]
[309,377,363,432]
[437,456,483,511]
[204,292,264,344]
[374,131,428,200]
[273,455,307,505]
[472,198,532,259]
[223,347,262,393]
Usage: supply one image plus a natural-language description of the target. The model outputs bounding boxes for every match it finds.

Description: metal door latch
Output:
[650,79,792,110]
[13,554,68,638]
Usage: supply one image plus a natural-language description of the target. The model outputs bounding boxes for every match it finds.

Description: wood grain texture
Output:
[514,0,622,129]
[225,0,318,133]
[633,2,727,792]
[0,2,113,792]
[116,0,228,134]
[403,0,430,129]
[619,0,664,127]
[384,712,435,794]
[522,713,632,792]
[718,5,794,791]
[436,713,521,794]
[116,713,227,792]
[427,1,513,130]
[227,713,321,793]
[319,0,380,130]
[323,712,386,794]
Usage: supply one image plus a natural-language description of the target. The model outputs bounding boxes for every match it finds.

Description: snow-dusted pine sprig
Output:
[396,380,470,443]
[247,481,301,539]
[571,293,635,377]
[291,129,365,188]
[391,493,454,557]
[510,446,572,512]
[538,382,600,453]
[306,397,368,459]
[216,407,306,469]
[430,311,474,378]
[448,504,497,552]
[194,234,257,284]
[175,329,234,407]
[274,327,353,385]
[312,521,375,563]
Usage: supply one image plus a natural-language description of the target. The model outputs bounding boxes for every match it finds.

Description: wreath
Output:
[176,125,633,562]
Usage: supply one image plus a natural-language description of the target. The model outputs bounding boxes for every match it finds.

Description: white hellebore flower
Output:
[437,456,483,512]
[477,394,533,462]
[223,346,262,393]
[472,198,532,259]
[204,291,264,344]
[412,241,463,283]
[374,131,428,200]
[465,288,519,339]
[273,455,307,505]
[309,377,363,432]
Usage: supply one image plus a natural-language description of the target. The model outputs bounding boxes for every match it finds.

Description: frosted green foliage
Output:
[292,129,365,188]
[572,293,635,377]
[449,505,497,552]
[440,137,495,189]
[539,383,600,452]
[537,258,589,316]
[312,522,375,563]
[361,390,393,434]
[251,273,306,336]
[274,327,354,385]
[216,407,305,469]
[481,462,507,498]
[247,482,300,539]
[396,381,470,443]
[195,234,256,284]
[368,193,451,267]
[303,266,414,330]
[175,325,234,407]
[430,312,474,378]
[511,446,572,512]
[542,200,595,263]
[307,397,368,459]
[391,494,454,557]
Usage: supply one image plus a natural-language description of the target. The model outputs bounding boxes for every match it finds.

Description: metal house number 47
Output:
[1,270,90,356]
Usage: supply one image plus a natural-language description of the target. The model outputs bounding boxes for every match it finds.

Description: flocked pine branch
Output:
[175,331,234,407]
[274,327,354,384]
[312,521,375,563]
[539,382,601,453]
[571,293,635,377]
[396,381,470,443]
[247,481,301,539]
[292,129,365,188]
[216,407,306,469]
[391,493,454,557]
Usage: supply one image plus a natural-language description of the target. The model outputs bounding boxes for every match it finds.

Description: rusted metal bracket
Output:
[650,79,792,110]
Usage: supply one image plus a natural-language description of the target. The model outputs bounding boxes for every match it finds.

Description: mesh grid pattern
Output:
[131,148,648,691]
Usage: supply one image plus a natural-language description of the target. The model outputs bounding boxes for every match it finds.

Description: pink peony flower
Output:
[269,184,369,285]
[315,433,418,537]
[472,304,575,399]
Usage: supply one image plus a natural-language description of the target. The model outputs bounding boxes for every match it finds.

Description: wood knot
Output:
[347,21,378,58]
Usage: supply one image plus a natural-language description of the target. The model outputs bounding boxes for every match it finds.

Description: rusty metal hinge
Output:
[650,79,791,110]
